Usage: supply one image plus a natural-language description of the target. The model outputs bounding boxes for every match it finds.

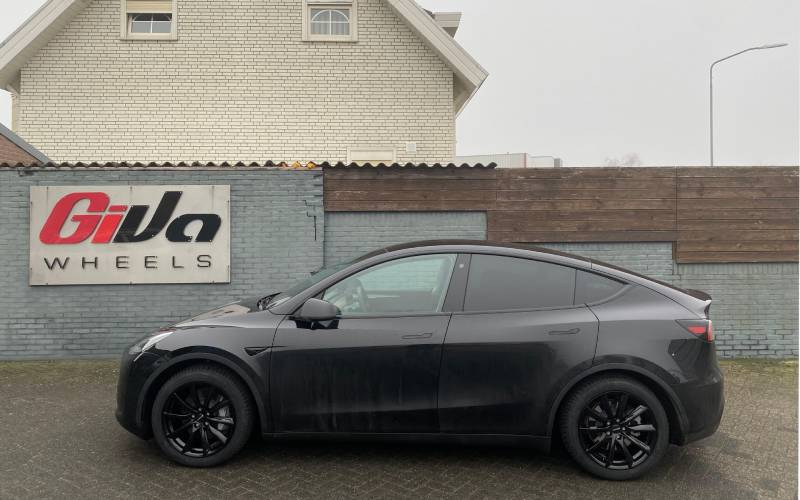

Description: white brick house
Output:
[0,0,487,163]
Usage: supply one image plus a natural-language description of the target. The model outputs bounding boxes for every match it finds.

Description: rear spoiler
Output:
[590,262,712,318]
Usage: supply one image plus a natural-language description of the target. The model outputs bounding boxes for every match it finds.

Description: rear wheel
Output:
[559,376,669,480]
[151,365,254,467]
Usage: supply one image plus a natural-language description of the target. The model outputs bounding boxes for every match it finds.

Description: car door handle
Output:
[548,328,580,336]
[402,332,434,340]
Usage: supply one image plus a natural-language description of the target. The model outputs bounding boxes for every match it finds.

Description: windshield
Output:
[267,261,351,309]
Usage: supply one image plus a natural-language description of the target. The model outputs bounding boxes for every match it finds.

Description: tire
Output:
[559,376,669,480]
[151,365,255,467]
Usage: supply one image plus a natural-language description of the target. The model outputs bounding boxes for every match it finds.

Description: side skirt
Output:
[261,432,552,452]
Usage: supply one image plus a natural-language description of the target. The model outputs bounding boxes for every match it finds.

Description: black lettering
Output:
[166,214,222,243]
[44,257,69,270]
[197,255,212,268]
[81,256,98,270]
[113,191,182,243]
[172,256,185,269]
[144,256,158,269]
[116,256,130,269]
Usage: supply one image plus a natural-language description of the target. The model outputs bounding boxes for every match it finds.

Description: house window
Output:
[303,1,358,42]
[129,13,172,34]
[122,0,177,40]
[310,8,350,36]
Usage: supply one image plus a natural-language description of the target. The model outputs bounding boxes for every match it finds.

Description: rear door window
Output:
[464,254,576,311]
[575,270,625,304]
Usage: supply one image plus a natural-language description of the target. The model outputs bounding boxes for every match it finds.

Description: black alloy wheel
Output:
[161,382,235,458]
[151,366,254,467]
[560,376,669,480]
[578,391,657,470]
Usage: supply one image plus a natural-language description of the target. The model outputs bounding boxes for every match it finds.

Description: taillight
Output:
[677,319,713,342]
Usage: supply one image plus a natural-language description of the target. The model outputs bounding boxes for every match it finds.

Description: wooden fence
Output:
[324,165,799,263]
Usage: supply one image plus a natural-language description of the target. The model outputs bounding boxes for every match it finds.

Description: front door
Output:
[270,253,458,434]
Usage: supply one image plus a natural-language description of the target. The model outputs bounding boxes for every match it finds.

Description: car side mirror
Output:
[297,298,340,322]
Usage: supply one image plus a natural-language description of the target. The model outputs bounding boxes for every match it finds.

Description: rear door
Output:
[438,254,599,436]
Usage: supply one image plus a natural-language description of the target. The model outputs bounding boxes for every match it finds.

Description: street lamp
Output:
[709,43,788,166]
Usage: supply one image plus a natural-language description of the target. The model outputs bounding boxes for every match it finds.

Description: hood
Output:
[174,292,280,328]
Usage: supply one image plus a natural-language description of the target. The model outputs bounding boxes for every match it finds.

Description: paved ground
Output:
[0,360,795,500]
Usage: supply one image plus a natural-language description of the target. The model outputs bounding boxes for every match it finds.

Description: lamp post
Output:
[709,43,788,166]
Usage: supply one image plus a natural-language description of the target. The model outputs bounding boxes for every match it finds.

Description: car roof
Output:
[356,239,593,265]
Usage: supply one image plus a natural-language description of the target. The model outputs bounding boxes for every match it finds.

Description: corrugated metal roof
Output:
[0,161,496,170]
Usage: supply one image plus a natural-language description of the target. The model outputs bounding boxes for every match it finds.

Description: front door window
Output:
[323,254,457,315]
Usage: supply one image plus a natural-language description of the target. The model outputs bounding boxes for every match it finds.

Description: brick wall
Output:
[0,167,323,359]
[17,0,455,163]
[0,134,38,164]
[324,212,487,265]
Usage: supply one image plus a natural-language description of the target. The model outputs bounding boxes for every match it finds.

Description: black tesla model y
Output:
[116,241,723,480]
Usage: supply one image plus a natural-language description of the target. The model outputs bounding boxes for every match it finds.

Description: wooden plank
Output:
[325,179,495,191]
[677,240,799,252]
[677,230,799,241]
[677,166,798,177]
[678,187,798,199]
[497,167,676,179]
[326,190,497,202]
[675,251,798,263]
[677,219,798,230]
[489,210,675,225]
[488,218,676,232]
[497,189,674,201]
[677,176,798,188]
[488,230,678,243]
[494,177,675,191]
[494,199,677,211]
[324,168,497,180]
[325,200,495,211]
[677,208,799,221]
[679,198,797,210]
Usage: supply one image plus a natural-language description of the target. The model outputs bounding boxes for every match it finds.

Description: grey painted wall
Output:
[324,212,487,265]
[0,168,323,359]
[0,172,796,360]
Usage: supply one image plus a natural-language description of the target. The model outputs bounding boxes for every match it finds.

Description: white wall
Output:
[14,0,456,163]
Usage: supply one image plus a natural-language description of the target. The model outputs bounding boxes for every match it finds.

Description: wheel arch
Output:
[548,364,689,445]
[136,351,270,438]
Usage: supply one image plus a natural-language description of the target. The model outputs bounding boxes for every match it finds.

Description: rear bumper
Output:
[673,364,725,445]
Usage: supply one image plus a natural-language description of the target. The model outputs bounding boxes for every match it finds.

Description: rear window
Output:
[464,254,576,311]
[575,270,625,304]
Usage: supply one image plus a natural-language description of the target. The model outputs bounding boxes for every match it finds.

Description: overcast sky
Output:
[0,0,797,166]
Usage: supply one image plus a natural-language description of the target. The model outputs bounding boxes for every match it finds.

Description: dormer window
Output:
[121,0,177,40]
[303,1,358,42]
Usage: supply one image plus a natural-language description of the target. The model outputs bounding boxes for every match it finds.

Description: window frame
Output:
[302,0,358,42]
[457,253,586,315]
[320,253,458,318]
[121,0,178,41]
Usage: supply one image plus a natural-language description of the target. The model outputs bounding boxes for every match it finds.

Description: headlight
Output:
[128,331,174,355]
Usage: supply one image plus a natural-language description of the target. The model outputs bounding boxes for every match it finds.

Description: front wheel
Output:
[151,365,254,467]
[559,376,669,480]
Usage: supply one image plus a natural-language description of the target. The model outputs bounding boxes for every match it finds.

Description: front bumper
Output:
[115,350,162,439]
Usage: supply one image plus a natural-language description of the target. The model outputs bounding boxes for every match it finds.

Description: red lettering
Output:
[39,192,109,244]
[92,214,125,244]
